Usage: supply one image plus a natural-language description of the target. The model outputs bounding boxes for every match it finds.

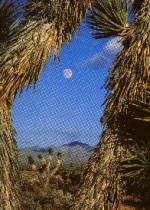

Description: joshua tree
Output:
[27,149,64,193]
[71,0,150,209]
[28,155,37,171]
[0,0,92,209]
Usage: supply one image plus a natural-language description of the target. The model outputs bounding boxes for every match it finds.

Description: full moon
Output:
[64,69,73,79]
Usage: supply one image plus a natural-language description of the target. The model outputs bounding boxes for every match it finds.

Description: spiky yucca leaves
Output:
[57,151,64,160]
[48,147,54,155]
[0,21,61,101]
[26,0,91,24]
[118,141,150,209]
[0,0,93,104]
[38,154,43,160]
[121,142,150,188]
[102,0,150,124]
[28,155,37,171]
[87,0,142,39]
[0,0,15,45]
[87,0,131,39]
[86,0,149,124]
[28,155,35,165]
[0,0,24,49]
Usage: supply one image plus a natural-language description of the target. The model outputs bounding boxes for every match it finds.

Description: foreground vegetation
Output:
[20,161,84,209]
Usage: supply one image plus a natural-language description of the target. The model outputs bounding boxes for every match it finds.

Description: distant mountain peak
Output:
[63,141,89,147]
[62,141,96,152]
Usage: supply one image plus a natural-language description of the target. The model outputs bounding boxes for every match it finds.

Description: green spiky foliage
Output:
[121,153,150,178]
[28,155,35,165]
[121,143,150,190]
[48,147,54,155]
[0,0,15,44]
[71,0,150,209]
[87,0,130,39]
[0,0,23,48]
[38,154,43,159]
[57,151,64,160]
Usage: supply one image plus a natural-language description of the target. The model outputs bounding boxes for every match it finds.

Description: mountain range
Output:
[19,141,96,168]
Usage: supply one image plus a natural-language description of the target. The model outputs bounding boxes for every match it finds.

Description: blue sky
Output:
[12,22,121,148]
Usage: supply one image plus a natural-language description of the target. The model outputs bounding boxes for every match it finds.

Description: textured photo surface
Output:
[0,0,149,209]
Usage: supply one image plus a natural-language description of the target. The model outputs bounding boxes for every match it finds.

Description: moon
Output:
[64,69,73,79]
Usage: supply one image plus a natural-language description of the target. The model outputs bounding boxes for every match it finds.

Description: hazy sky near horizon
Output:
[12,22,121,148]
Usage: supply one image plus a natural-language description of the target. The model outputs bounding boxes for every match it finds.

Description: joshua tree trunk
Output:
[71,129,122,210]
[0,100,21,210]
